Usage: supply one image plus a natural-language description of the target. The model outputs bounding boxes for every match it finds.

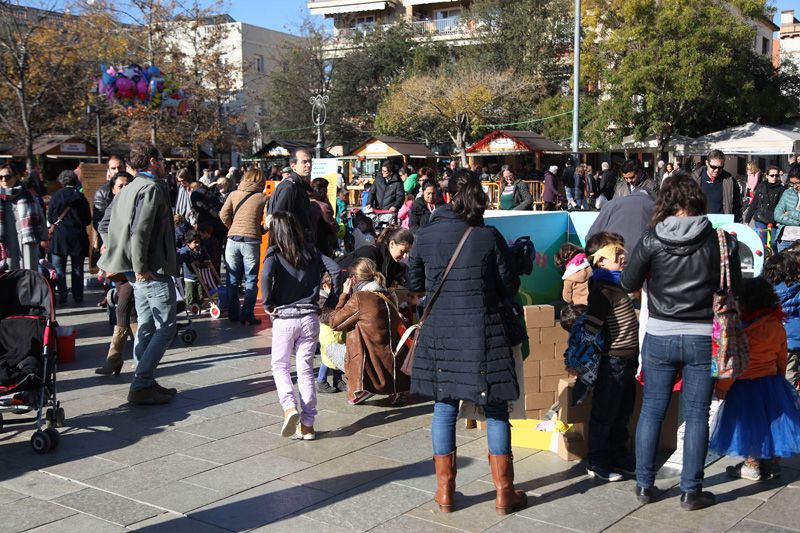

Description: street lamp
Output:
[571,0,581,163]
[86,89,102,164]
[310,94,329,159]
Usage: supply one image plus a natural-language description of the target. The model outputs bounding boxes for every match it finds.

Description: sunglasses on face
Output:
[769,173,779,177]
[707,163,723,171]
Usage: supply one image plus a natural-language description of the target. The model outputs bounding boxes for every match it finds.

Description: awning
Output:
[680,123,800,156]
[610,133,694,152]
[466,130,567,155]
[309,1,389,16]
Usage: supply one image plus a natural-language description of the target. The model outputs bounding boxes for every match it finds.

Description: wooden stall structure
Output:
[247,138,331,171]
[466,130,567,171]
[13,135,101,183]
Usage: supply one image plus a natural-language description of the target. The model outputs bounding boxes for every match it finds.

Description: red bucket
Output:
[56,330,76,364]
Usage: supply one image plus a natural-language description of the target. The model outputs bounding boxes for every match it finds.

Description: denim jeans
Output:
[636,333,714,493]
[587,356,637,467]
[778,238,796,252]
[129,275,177,391]
[51,254,84,301]
[225,239,261,321]
[432,399,510,455]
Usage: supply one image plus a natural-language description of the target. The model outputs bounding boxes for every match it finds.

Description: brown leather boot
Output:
[95,326,126,375]
[129,323,138,341]
[488,454,528,515]
[433,451,457,512]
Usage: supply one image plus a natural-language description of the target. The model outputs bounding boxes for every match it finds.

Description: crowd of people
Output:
[2,143,800,516]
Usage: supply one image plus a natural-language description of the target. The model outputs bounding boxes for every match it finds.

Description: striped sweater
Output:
[585,280,639,358]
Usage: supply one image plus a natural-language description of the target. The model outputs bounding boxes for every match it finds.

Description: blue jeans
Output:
[778,237,796,252]
[636,334,714,493]
[225,239,260,321]
[51,254,84,301]
[129,275,177,391]
[587,356,637,467]
[432,399,510,455]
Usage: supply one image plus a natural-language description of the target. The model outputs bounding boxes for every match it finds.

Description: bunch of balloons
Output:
[97,64,188,114]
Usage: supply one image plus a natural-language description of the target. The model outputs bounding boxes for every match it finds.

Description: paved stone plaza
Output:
[0,296,798,532]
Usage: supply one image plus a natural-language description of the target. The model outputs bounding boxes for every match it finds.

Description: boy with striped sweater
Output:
[584,231,640,482]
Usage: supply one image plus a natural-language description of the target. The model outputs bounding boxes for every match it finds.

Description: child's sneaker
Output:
[281,409,299,437]
[587,464,623,482]
[291,423,315,441]
[726,461,763,481]
[316,381,338,394]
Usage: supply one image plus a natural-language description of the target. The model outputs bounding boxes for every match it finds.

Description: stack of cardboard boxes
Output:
[522,304,570,419]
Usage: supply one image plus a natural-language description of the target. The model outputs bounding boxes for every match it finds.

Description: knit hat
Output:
[549,165,559,174]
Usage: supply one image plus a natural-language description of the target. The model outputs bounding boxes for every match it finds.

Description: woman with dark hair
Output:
[745,165,784,254]
[261,211,341,441]
[621,172,742,511]
[409,180,442,233]
[408,168,526,515]
[308,177,339,257]
[0,164,46,270]
[48,170,92,304]
[338,226,414,288]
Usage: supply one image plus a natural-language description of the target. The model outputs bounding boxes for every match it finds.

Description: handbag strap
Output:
[232,191,257,219]
[54,206,70,226]
[419,226,473,326]
[716,228,731,292]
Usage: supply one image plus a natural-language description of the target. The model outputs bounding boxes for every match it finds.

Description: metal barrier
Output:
[483,180,545,210]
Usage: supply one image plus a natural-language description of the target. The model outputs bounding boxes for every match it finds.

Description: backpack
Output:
[563,313,606,390]
[509,236,535,276]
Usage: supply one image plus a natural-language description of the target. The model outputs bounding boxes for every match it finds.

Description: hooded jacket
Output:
[562,258,591,305]
[621,215,742,323]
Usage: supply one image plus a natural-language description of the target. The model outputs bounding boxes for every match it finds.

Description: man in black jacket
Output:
[691,149,742,223]
[268,148,314,239]
[93,155,125,242]
[367,161,404,212]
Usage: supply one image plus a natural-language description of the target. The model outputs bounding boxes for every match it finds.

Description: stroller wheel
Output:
[44,428,60,450]
[209,304,221,319]
[181,329,197,344]
[30,430,52,454]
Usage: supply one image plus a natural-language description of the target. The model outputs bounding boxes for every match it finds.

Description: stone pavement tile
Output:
[264,408,364,436]
[702,455,800,502]
[250,514,353,532]
[189,479,332,531]
[347,403,433,439]
[86,453,218,495]
[455,434,539,463]
[97,429,213,466]
[0,497,75,533]
[42,455,128,481]
[177,409,273,440]
[282,450,404,495]
[133,480,226,514]
[182,427,290,464]
[182,394,273,420]
[126,511,230,532]
[508,451,588,497]
[271,431,386,465]
[516,479,642,532]
[183,451,313,494]
[370,513,469,532]
[482,515,578,532]
[407,479,506,532]
[25,512,127,532]
[0,485,27,505]
[0,429,131,471]
[54,487,162,526]
[303,480,433,532]
[170,364,262,388]
[728,519,800,532]
[176,377,267,403]
[0,470,84,500]
[745,486,800,530]
[604,516,694,533]
[389,454,493,494]
[360,428,472,465]
[628,486,764,531]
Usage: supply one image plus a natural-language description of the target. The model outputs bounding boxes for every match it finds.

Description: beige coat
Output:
[219,181,267,240]
[563,266,591,306]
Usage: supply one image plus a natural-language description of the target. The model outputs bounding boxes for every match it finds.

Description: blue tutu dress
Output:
[710,375,800,458]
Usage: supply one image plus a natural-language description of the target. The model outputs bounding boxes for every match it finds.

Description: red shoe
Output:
[348,391,373,405]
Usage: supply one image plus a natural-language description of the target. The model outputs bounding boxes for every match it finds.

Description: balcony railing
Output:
[328,17,479,42]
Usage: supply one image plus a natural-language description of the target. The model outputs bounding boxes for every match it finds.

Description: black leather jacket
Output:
[92,180,113,230]
[621,216,741,323]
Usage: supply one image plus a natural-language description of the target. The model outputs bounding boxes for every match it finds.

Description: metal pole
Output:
[95,107,102,164]
[316,124,323,159]
[571,0,581,162]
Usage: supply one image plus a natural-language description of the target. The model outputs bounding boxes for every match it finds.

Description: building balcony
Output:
[308,0,397,17]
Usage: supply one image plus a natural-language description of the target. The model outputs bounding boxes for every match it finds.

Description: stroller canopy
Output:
[0,269,54,321]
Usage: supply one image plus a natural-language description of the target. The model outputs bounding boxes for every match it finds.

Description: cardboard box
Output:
[540,375,561,393]
[557,378,592,424]
[557,429,587,461]
[524,305,555,328]
[524,409,543,419]
[525,391,556,411]
[523,358,540,377]
[527,343,556,361]
[524,377,540,394]
[476,420,487,431]
[540,358,568,377]
[540,326,567,346]
[511,418,559,451]
[526,328,542,344]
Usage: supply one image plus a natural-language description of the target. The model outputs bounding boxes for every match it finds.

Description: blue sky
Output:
[227,0,800,35]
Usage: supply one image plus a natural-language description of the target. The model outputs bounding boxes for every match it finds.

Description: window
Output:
[762,36,770,55]
[354,15,375,25]
[435,9,460,20]
[255,54,264,73]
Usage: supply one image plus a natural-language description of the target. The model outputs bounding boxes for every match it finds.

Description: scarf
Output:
[592,267,622,285]
[0,186,42,247]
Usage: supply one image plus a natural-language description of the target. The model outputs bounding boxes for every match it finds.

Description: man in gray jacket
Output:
[98,142,178,405]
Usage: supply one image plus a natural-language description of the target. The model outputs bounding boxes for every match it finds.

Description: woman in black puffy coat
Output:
[407,169,527,515]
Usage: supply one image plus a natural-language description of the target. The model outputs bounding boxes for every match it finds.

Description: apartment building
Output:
[308,0,476,57]
[780,10,800,67]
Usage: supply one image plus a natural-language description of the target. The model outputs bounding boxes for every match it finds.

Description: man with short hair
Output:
[268,149,313,238]
[98,142,178,405]
[691,149,742,222]
[614,159,657,200]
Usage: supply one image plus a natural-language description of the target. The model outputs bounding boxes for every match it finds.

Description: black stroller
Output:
[0,268,64,453]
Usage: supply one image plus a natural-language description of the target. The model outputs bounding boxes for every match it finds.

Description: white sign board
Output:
[61,142,87,153]
[312,158,341,206]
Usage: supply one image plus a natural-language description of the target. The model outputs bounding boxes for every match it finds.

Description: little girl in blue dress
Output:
[710,276,800,481]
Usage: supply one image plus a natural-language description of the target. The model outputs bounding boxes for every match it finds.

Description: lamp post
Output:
[571,0,581,163]
[310,94,329,159]
[87,90,102,164]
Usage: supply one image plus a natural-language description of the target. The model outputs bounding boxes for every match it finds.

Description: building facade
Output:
[780,10,800,67]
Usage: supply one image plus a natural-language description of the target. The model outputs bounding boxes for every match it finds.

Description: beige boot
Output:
[95,326,127,375]
[128,323,138,341]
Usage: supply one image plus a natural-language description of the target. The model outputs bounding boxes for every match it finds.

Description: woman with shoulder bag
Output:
[744,166,784,254]
[621,172,742,511]
[407,168,526,515]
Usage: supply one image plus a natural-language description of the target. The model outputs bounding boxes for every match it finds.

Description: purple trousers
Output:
[271,314,320,427]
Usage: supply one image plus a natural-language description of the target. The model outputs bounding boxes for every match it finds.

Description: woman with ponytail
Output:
[407,168,527,515]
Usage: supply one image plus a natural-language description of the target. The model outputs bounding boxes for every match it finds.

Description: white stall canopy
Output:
[681,123,800,156]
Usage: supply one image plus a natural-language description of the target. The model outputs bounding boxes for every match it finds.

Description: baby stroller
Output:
[174,277,198,345]
[0,267,64,454]
[189,260,224,319]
